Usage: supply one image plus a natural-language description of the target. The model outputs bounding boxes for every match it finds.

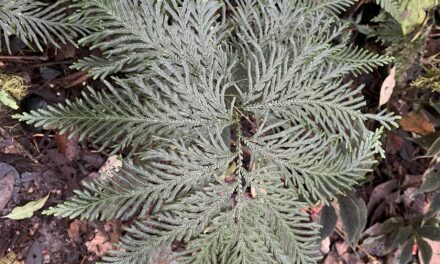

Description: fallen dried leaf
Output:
[335,242,349,256]
[386,133,404,155]
[0,174,14,211]
[379,66,396,107]
[400,112,435,135]
[99,155,123,180]
[55,133,78,162]
[0,163,17,211]
[323,254,344,264]
[68,219,88,242]
[370,191,400,224]
[86,230,114,257]
[320,237,331,254]
[3,194,49,220]
[367,179,397,215]
[250,185,257,198]
[104,219,122,244]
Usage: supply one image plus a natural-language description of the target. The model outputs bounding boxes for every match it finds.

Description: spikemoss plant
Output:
[15,1,398,263]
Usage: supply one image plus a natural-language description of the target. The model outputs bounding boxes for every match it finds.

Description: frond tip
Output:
[0,0,88,52]
[330,45,394,76]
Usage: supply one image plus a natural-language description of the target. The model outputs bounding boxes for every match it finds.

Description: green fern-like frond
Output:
[43,130,236,220]
[304,0,356,15]
[0,0,88,52]
[330,44,393,76]
[70,0,227,79]
[355,7,432,83]
[244,120,385,202]
[17,76,234,152]
[16,0,398,263]
[374,0,401,21]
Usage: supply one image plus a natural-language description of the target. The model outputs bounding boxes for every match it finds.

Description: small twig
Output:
[79,255,87,264]
[64,72,89,88]
[27,60,74,68]
[39,71,90,89]
[233,106,254,126]
[32,138,41,155]
[0,55,48,61]
[352,0,364,14]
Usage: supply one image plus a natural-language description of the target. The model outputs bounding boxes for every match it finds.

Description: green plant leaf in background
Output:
[0,90,18,110]
[390,225,412,249]
[381,217,405,234]
[400,238,415,264]
[417,226,440,241]
[412,131,440,152]
[2,194,49,220]
[417,238,433,264]
[319,205,337,240]
[427,137,440,156]
[418,163,440,194]
[432,101,440,114]
[429,192,440,213]
[399,0,438,35]
[338,193,368,248]
[424,192,440,221]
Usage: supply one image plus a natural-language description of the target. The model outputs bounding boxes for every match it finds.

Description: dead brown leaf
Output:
[379,66,396,107]
[0,174,14,211]
[335,242,349,256]
[386,133,404,155]
[0,163,17,211]
[321,237,331,254]
[55,44,76,60]
[250,185,257,198]
[68,219,87,242]
[104,219,122,244]
[370,191,400,224]
[99,155,123,180]
[335,241,362,264]
[367,179,397,215]
[400,112,435,135]
[85,230,114,257]
[55,133,78,162]
[323,254,344,264]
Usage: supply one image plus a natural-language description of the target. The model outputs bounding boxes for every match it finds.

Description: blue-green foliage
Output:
[16,0,397,263]
[0,0,88,52]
